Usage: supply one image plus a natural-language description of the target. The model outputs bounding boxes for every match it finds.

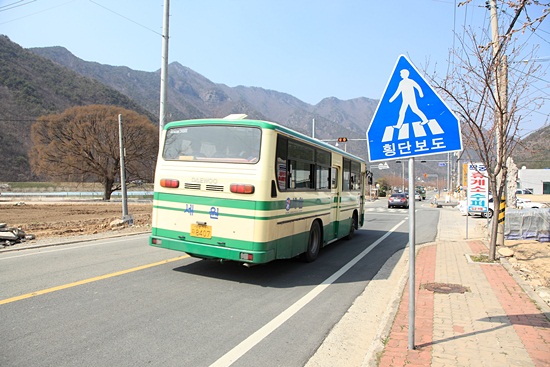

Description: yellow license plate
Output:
[190,224,212,239]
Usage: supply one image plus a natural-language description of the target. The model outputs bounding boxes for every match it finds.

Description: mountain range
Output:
[0,35,379,181]
[0,34,547,183]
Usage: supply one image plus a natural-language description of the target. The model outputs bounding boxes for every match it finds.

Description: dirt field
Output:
[0,201,152,239]
[1,199,548,299]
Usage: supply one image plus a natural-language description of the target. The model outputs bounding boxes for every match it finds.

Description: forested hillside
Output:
[0,35,155,181]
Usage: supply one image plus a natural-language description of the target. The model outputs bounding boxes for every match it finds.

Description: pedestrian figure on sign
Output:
[389,69,429,129]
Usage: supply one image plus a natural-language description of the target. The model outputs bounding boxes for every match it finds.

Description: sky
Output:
[1,0,549,134]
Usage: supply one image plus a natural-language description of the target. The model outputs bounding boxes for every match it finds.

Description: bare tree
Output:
[430,1,548,259]
[30,105,158,200]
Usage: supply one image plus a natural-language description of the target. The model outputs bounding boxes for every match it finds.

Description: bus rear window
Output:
[163,125,261,163]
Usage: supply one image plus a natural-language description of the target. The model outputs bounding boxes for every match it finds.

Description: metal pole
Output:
[408,157,416,350]
[118,114,128,218]
[466,206,469,239]
[403,163,405,192]
[447,152,451,192]
[159,0,170,140]
[312,118,315,138]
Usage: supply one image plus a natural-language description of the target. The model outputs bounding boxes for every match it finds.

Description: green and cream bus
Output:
[149,115,367,264]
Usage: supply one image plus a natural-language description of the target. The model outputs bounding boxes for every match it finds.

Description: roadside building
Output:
[517,167,550,194]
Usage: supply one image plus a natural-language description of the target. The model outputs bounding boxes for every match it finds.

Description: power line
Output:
[88,0,162,37]
[0,0,36,12]
[0,0,76,25]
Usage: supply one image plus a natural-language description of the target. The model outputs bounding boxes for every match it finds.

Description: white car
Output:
[456,197,494,218]
[516,197,545,209]
[516,189,533,195]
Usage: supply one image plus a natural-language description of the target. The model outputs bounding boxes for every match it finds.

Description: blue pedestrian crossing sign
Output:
[366,55,462,162]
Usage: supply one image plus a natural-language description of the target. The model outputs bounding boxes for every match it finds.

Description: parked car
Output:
[516,189,533,194]
[516,197,546,209]
[388,193,409,209]
[456,196,494,218]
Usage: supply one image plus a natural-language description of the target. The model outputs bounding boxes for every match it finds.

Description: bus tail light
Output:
[160,179,179,188]
[151,238,162,245]
[230,184,254,194]
[240,253,253,261]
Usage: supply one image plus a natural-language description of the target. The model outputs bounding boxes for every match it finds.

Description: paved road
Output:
[0,199,438,367]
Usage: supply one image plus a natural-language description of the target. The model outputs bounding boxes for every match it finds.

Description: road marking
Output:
[0,235,149,260]
[210,219,408,367]
[0,255,189,305]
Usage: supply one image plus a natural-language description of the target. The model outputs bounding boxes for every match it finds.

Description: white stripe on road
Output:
[0,235,149,260]
[210,218,408,367]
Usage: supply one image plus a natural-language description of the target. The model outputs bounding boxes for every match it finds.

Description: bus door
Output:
[329,165,341,240]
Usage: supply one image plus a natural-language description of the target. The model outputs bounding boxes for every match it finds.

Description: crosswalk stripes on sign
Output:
[381,119,444,142]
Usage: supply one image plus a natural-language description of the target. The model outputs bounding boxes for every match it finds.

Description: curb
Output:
[0,231,150,253]
[361,248,410,367]
[500,257,550,321]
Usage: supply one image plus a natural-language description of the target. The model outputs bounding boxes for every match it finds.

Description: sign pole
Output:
[408,157,416,349]
[365,54,463,352]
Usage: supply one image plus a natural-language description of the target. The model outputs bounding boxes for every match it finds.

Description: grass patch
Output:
[470,254,499,263]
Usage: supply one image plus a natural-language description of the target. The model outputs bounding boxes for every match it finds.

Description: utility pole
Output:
[159,0,170,141]
[118,114,129,220]
[490,0,507,249]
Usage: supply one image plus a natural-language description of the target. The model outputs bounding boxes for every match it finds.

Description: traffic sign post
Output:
[366,55,463,350]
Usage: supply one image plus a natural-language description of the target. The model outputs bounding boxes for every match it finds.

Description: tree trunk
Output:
[103,178,114,201]
[488,195,500,260]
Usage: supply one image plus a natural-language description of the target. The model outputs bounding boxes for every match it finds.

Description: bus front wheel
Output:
[302,221,322,262]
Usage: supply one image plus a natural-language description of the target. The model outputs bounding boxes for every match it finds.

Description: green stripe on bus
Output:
[153,204,333,222]
[154,192,334,211]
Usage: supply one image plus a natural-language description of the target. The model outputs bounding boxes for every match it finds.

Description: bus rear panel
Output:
[150,118,365,264]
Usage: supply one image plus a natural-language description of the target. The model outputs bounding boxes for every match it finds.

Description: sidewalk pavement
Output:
[376,207,550,367]
[307,205,550,367]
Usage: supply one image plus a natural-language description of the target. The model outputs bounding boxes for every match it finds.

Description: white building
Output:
[517,168,550,194]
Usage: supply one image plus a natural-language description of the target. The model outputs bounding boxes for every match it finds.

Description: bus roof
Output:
[164,118,366,163]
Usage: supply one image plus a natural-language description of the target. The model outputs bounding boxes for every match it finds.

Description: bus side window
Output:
[331,167,338,189]
[288,161,295,189]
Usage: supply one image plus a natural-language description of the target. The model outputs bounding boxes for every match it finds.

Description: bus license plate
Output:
[190,224,212,239]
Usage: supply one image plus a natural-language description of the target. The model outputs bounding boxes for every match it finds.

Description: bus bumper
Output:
[149,235,276,264]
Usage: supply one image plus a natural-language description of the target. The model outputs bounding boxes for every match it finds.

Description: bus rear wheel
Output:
[302,221,322,262]
[346,213,357,240]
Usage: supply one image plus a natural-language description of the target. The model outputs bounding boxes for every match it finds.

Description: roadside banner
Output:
[467,163,489,214]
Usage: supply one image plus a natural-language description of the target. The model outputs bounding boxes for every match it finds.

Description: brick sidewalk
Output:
[377,209,550,367]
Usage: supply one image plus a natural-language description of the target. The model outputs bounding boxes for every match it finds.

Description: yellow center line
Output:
[0,255,189,306]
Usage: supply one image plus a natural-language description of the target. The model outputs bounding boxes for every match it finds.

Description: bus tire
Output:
[302,221,322,262]
[346,213,357,240]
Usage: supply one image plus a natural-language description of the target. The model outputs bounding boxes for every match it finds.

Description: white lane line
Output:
[210,218,408,367]
[0,235,149,260]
